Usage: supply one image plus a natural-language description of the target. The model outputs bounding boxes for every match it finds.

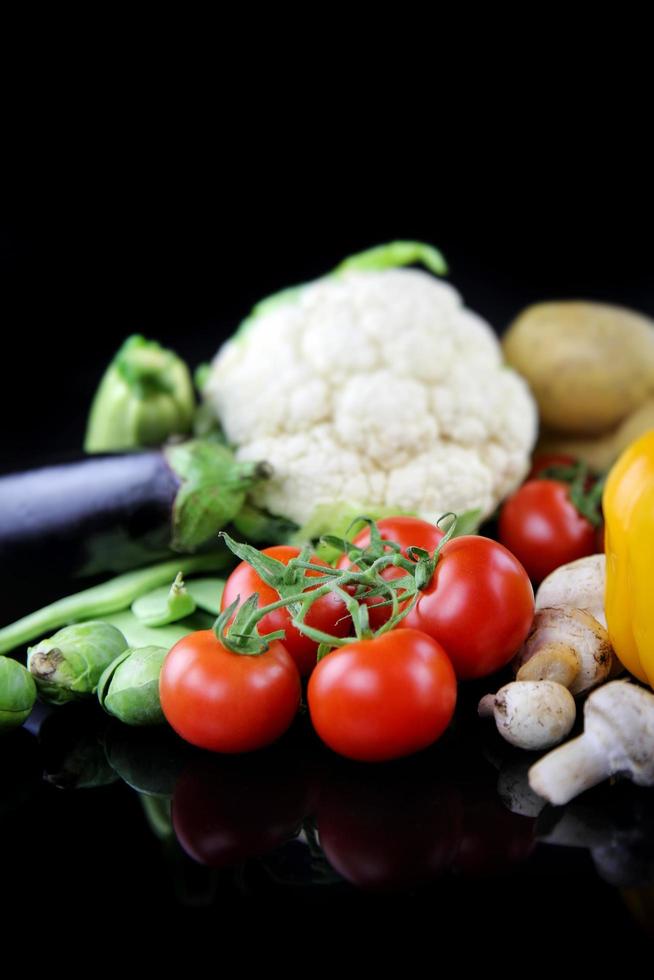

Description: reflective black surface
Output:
[2,208,653,946]
[1,672,652,946]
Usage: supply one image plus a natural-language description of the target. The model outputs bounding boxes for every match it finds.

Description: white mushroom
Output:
[535,553,607,628]
[479,601,615,751]
[528,680,654,805]
[479,681,576,751]
[514,607,613,696]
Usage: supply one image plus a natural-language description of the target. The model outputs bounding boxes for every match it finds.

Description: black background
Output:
[2,183,652,471]
[1,175,653,951]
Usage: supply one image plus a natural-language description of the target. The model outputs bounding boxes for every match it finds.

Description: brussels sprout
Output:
[0,658,36,732]
[27,621,127,705]
[97,646,167,726]
[84,334,195,453]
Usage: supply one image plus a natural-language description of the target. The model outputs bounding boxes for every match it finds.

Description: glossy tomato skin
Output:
[159,630,301,753]
[498,479,597,583]
[336,517,445,629]
[404,536,534,680]
[221,545,351,677]
[308,628,457,763]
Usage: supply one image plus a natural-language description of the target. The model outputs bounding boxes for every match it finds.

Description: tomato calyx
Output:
[533,461,606,528]
[213,514,464,659]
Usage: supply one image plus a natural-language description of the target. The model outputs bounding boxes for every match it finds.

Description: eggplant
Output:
[0,439,270,616]
[0,451,177,572]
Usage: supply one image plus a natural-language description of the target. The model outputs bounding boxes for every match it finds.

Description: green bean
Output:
[0,552,229,655]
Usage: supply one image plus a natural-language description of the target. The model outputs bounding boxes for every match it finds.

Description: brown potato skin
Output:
[502,301,654,436]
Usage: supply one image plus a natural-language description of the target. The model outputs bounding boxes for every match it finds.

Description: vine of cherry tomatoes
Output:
[160,515,535,761]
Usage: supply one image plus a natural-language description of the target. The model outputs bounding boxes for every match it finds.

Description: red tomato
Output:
[336,516,445,629]
[307,628,457,762]
[159,630,301,753]
[221,545,351,677]
[404,536,534,680]
[498,479,597,583]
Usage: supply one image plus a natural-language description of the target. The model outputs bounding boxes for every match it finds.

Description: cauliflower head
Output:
[205,246,538,533]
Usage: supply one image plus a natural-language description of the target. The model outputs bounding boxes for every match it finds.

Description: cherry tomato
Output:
[159,629,301,753]
[498,479,597,583]
[307,628,457,762]
[404,536,534,680]
[221,545,351,677]
[336,516,445,629]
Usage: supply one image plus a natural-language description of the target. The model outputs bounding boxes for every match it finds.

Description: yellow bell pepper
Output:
[603,428,654,688]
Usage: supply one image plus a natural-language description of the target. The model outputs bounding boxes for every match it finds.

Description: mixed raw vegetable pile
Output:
[2,241,654,815]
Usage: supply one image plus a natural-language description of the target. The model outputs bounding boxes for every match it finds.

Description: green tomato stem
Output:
[213,512,467,660]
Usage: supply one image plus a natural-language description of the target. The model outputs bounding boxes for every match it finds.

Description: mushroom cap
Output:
[536,554,607,628]
[493,680,576,751]
[514,607,613,695]
[583,680,654,785]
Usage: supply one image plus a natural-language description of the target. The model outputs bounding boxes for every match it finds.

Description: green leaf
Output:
[439,509,482,538]
[231,504,298,545]
[335,241,448,277]
[292,503,413,563]
[235,284,308,340]
[231,242,447,346]
[166,440,272,552]
[194,362,211,392]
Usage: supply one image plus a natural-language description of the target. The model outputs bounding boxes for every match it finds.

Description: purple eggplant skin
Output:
[0,452,180,611]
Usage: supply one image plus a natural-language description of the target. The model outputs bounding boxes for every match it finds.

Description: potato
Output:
[537,398,654,471]
[502,301,654,436]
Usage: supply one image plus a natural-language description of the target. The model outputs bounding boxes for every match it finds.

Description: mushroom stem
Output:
[528,680,654,805]
[516,642,579,688]
[528,733,610,806]
[478,694,496,718]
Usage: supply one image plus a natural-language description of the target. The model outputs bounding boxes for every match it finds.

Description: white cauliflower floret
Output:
[205,261,537,530]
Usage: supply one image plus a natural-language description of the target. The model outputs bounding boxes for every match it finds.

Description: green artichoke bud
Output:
[84,334,195,453]
[97,646,167,726]
[27,621,127,705]
[0,658,36,732]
